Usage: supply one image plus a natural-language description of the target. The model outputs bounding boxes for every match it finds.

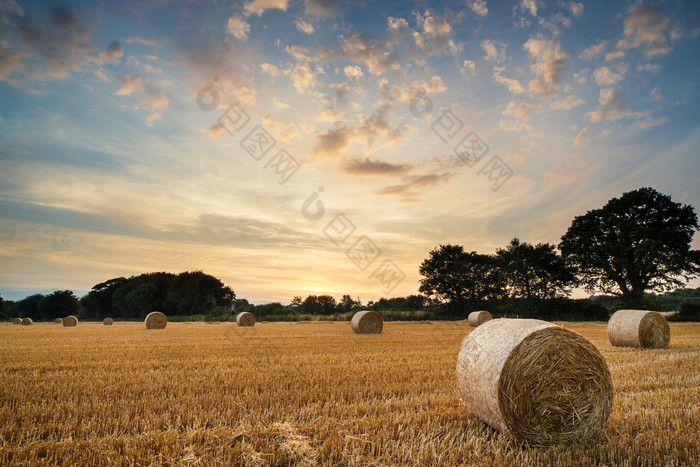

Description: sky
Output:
[1,0,699,304]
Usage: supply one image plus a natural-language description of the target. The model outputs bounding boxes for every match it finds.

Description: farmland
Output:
[1,321,698,466]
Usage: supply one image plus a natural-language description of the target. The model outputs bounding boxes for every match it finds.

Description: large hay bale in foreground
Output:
[607,309,670,349]
[236,312,255,327]
[468,310,492,327]
[21,318,33,325]
[54,318,63,324]
[456,318,613,446]
[62,315,78,327]
[103,317,114,325]
[12,318,22,325]
[145,311,167,329]
[351,311,383,334]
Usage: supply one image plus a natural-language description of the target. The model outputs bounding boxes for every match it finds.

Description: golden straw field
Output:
[1,321,698,466]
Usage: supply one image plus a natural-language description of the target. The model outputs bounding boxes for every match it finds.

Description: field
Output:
[1,321,698,466]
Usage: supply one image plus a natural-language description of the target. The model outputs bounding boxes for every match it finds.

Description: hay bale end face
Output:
[12,318,22,325]
[607,309,670,349]
[54,318,63,324]
[62,315,78,327]
[456,318,613,446]
[103,317,114,325]
[236,312,255,327]
[21,318,33,325]
[468,310,492,327]
[145,311,167,329]
[351,311,383,334]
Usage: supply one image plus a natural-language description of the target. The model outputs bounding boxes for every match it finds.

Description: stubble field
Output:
[1,321,698,466]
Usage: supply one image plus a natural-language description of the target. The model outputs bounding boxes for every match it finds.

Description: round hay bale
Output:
[145,311,167,329]
[103,317,114,325]
[62,315,78,327]
[607,309,670,349]
[351,311,383,334]
[236,311,255,327]
[21,318,33,325]
[54,318,63,324]
[468,310,492,327]
[12,318,22,325]
[456,318,613,446]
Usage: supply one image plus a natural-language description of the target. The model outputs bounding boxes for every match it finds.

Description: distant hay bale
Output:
[456,318,613,446]
[145,311,167,329]
[103,317,114,325]
[21,318,33,326]
[351,311,383,334]
[236,312,255,327]
[62,315,78,327]
[12,318,22,325]
[468,310,492,327]
[607,309,670,349]
[54,318,63,324]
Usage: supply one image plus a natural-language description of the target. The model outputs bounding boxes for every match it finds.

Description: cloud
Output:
[144,111,163,127]
[467,0,488,16]
[95,40,123,65]
[260,62,280,76]
[116,74,168,110]
[519,0,542,17]
[593,66,624,86]
[637,63,661,73]
[580,40,606,59]
[569,3,583,18]
[693,27,700,39]
[243,0,289,17]
[310,104,403,160]
[342,158,411,176]
[123,37,158,47]
[423,75,446,94]
[304,0,336,18]
[344,65,363,85]
[551,95,584,110]
[209,122,226,137]
[376,173,454,198]
[288,63,316,93]
[273,98,289,109]
[0,2,99,93]
[604,51,625,61]
[414,11,460,55]
[649,87,663,102]
[636,116,667,129]
[311,125,355,160]
[573,126,588,145]
[587,88,641,122]
[523,35,568,98]
[617,5,671,57]
[502,100,541,120]
[263,115,301,141]
[227,14,250,40]
[493,66,525,94]
[481,39,505,62]
[461,60,476,76]
[295,18,314,34]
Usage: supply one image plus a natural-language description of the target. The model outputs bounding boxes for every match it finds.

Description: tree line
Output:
[2,271,234,322]
[419,187,700,310]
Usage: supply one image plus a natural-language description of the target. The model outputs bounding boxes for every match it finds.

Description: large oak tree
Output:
[559,187,700,305]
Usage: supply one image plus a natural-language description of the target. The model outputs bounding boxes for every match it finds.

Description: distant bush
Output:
[669,301,700,322]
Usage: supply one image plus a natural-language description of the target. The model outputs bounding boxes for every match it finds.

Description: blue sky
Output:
[1,0,699,303]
